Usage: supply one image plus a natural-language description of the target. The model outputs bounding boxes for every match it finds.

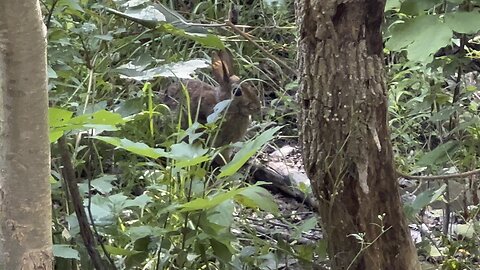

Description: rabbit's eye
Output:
[233,87,242,96]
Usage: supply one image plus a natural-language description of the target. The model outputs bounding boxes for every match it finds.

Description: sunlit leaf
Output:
[103,245,142,256]
[93,136,169,159]
[90,175,116,193]
[386,15,452,63]
[124,194,153,209]
[235,186,279,213]
[444,12,480,34]
[117,59,210,81]
[219,126,282,178]
[127,226,167,241]
[170,141,209,161]
[49,107,74,128]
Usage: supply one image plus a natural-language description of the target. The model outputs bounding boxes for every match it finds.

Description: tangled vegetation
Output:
[44,0,480,269]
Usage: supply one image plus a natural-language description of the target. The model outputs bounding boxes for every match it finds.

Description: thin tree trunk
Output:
[0,1,53,269]
[295,1,420,269]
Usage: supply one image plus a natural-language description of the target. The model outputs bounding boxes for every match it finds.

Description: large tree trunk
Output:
[295,1,420,269]
[0,1,53,269]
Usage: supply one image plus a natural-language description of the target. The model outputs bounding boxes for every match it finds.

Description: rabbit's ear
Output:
[212,51,228,84]
[218,50,235,77]
[212,50,235,86]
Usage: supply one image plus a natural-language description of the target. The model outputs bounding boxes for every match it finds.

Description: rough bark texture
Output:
[295,1,420,269]
[0,1,53,269]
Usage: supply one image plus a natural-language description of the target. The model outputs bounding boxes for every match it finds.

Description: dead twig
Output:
[398,169,480,180]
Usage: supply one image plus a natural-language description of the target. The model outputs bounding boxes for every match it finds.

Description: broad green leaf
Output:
[49,107,74,128]
[417,141,460,166]
[180,188,245,212]
[103,245,142,256]
[125,6,166,22]
[49,130,64,143]
[49,107,74,142]
[399,0,440,15]
[90,175,116,193]
[210,238,233,262]
[94,136,169,159]
[219,126,282,178]
[453,223,476,239]
[207,100,231,124]
[104,7,163,28]
[127,226,167,241]
[386,15,452,63]
[160,24,224,49]
[68,110,126,127]
[88,196,115,223]
[59,0,84,12]
[292,217,318,239]
[404,184,446,218]
[48,65,58,79]
[170,142,209,161]
[105,3,214,34]
[53,245,80,260]
[117,59,210,81]
[207,200,235,227]
[94,34,114,41]
[235,186,279,213]
[444,12,480,34]
[124,194,153,209]
[385,0,401,10]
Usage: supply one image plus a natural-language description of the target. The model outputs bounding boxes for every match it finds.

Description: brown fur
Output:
[164,50,261,164]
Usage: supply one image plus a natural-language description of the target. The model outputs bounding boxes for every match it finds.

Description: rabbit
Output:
[163,49,262,165]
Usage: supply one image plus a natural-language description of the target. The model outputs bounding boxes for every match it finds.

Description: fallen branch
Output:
[398,169,480,180]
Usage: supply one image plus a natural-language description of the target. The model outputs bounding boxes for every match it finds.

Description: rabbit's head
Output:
[211,50,261,117]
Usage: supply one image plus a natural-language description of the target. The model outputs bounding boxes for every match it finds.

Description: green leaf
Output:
[170,142,209,161]
[210,238,233,262]
[386,15,452,63]
[399,0,441,15]
[53,245,80,260]
[127,226,167,241]
[49,107,74,128]
[219,126,282,178]
[235,186,279,213]
[206,200,235,227]
[116,59,210,81]
[68,109,126,127]
[93,136,169,159]
[385,0,401,10]
[160,24,225,49]
[405,184,446,217]
[180,188,244,212]
[444,12,480,34]
[48,65,58,79]
[454,223,476,239]
[417,141,460,166]
[103,245,142,256]
[90,175,116,193]
[292,217,318,239]
[124,194,153,209]
[59,0,84,12]
[207,100,231,124]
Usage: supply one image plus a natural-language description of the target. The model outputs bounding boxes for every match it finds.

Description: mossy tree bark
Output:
[295,1,420,269]
[0,1,53,269]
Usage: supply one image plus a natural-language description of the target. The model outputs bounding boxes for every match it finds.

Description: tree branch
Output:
[398,169,480,180]
[58,135,106,270]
